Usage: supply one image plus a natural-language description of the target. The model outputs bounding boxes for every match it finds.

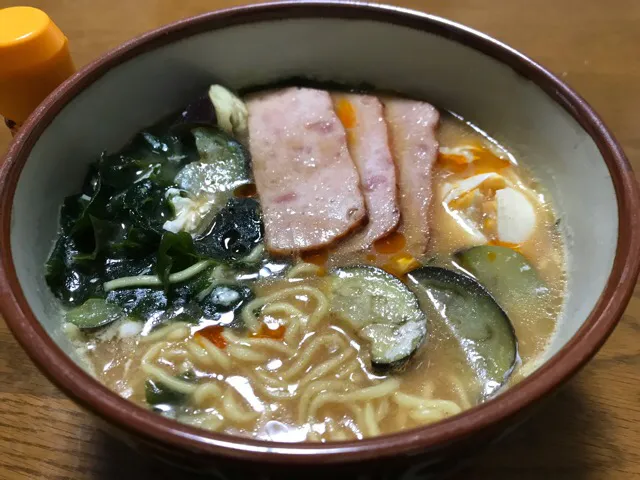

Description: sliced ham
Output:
[247,87,366,254]
[383,98,440,256]
[332,93,400,253]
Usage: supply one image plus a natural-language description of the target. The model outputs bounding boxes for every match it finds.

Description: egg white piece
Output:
[439,146,475,162]
[439,185,487,245]
[496,187,537,244]
[118,320,143,339]
[443,173,509,205]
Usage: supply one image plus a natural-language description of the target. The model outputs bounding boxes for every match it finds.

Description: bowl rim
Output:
[1,0,639,464]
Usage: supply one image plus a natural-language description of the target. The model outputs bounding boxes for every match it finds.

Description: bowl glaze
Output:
[0,2,639,478]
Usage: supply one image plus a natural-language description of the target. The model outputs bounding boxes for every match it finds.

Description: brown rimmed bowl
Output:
[1,2,639,478]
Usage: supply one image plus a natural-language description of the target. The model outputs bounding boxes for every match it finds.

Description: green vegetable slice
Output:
[406,267,518,397]
[454,246,548,314]
[329,266,427,371]
[65,298,124,330]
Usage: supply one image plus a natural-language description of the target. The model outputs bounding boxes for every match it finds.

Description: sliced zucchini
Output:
[65,298,124,330]
[407,267,517,397]
[454,245,548,313]
[329,266,427,371]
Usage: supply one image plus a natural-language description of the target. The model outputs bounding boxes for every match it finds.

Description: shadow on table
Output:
[452,379,616,480]
[93,381,606,480]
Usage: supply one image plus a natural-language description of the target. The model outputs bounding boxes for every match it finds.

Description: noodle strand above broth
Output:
[47,84,565,442]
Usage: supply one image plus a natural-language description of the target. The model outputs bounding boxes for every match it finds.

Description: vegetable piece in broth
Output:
[330,266,427,371]
[407,267,518,397]
[207,84,249,138]
[455,245,548,313]
[174,128,251,198]
[167,127,253,234]
[65,298,124,330]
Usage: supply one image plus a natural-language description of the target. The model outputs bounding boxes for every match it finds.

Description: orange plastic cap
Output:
[0,7,74,124]
[0,7,66,74]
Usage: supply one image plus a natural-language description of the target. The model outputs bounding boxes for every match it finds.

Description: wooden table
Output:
[0,0,639,478]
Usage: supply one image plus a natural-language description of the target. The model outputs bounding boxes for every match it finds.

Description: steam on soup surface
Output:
[47,85,564,442]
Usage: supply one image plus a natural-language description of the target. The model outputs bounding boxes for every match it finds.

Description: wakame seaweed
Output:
[195,198,263,261]
[45,99,260,318]
[156,231,200,288]
[199,284,254,327]
[145,370,196,406]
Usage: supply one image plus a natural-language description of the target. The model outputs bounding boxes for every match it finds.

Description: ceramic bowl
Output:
[1,2,639,478]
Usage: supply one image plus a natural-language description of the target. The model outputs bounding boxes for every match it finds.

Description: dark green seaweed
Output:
[44,88,264,313]
[145,370,197,406]
[195,198,263,262]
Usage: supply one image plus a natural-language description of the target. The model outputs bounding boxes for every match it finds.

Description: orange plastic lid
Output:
[0,7,66,74]
[0,7,74,124]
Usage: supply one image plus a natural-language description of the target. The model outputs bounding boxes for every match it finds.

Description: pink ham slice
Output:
[332,93,400,253]
[247,87,366,254]
[383,98,440,256]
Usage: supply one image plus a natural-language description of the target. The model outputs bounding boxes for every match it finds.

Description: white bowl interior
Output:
[10,16,617,370]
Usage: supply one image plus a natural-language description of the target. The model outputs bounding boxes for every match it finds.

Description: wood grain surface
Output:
[0,1,639,479]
